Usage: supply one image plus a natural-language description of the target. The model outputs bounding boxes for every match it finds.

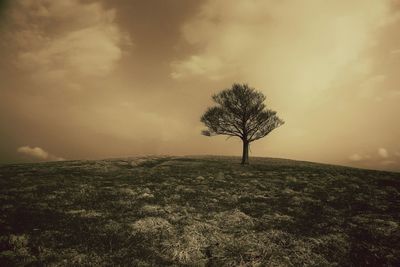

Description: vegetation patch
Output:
[0,156,399,266]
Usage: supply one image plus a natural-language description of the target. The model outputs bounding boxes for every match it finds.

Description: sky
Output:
[0,0,400,171]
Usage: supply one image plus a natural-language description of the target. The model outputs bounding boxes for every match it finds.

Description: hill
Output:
[0,156,399,266]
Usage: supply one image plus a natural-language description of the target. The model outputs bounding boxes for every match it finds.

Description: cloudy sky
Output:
[0,0,399,171]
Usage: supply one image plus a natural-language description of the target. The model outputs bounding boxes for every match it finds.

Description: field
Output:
[0,156,399,266]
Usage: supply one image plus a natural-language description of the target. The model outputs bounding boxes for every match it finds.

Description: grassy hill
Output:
[0,156,399,266]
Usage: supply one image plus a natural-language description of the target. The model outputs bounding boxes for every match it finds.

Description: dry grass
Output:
[131,217,174,236]
[0,156,399,266]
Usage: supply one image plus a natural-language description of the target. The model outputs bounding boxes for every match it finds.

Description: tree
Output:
[201,83,284,164]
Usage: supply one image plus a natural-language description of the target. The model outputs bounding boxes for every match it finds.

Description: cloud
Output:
[171,56,225,80]
[349,153,363,161]
[347,149,400,171]
[349,153,371,162]
[17,146,64,161]
[171,0,400,121]
[172,0,395,89]
[380,160,396,166]
[8,0,130,84]
[378,147,389,158]
[358,74,387,99]
[390,48,400,55]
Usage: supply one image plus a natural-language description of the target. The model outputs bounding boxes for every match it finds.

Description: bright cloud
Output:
[172,0,394,92]
[378,148,389,158]
[8,0,130,84]
[349,153,363,161]
[17,146,64,161]
[349,153,371,162]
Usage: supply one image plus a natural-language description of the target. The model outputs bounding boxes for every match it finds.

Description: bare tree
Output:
[201,83,284,164]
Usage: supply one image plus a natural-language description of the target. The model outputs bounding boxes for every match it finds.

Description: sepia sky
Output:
[0,0,400,171]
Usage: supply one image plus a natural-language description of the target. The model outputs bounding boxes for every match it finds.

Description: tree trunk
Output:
[241,140,249,165]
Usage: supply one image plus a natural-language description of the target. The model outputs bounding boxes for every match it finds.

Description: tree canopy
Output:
[201,83,284,164]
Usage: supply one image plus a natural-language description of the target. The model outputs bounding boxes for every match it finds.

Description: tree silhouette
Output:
[201,83,284,164]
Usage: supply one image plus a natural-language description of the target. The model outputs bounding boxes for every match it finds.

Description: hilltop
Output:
[0,156,399,266]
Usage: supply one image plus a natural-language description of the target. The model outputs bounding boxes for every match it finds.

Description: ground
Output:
[0,156,399,266]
